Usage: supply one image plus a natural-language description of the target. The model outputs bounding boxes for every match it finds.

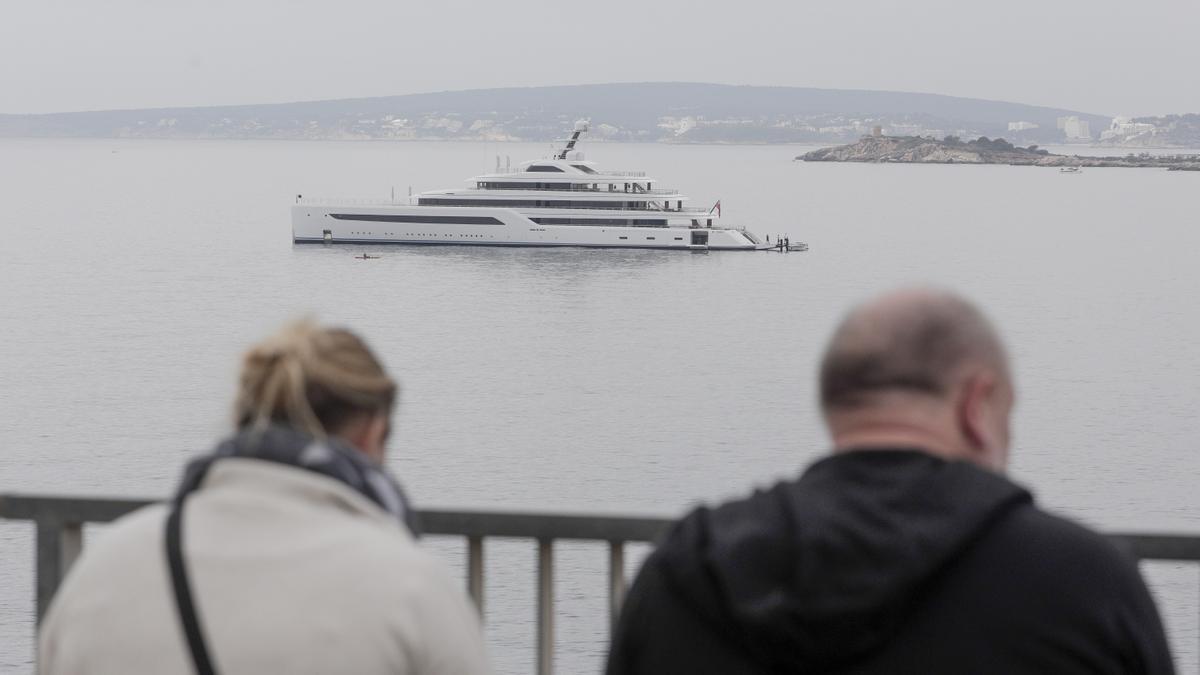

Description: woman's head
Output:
[234,320,397,460]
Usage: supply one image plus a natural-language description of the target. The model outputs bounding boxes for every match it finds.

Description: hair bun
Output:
[234,321,397,437]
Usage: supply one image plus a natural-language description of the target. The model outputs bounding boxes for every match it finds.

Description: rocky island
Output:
[799,135,1200,170]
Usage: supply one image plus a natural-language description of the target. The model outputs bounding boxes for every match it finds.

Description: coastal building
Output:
[1100,115,1157,141]
[1007,121,1039,131]
[1058,116,1091,140]
[656,116,699,136]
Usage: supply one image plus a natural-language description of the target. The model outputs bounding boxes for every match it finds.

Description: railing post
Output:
[537,538,554,675]
[35,520,82,623]
[467,535,484,616]
[608,540,626,628]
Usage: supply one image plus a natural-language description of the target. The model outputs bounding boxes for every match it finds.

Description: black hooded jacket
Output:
[607,449,1174,674]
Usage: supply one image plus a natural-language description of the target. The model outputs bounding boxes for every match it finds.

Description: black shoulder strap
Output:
[165,497,219,675]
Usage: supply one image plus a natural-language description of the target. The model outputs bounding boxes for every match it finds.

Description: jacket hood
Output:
[655,449,1032,672]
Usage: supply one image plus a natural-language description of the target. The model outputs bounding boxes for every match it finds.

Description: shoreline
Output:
[0,134,1197,153]
[799,135,1200,170]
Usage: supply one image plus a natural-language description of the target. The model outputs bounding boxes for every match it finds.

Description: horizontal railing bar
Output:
[0,494,673,543]
[4,495,1200,561]
[1109,534,1200,562]
[421,510,671,543]
[414,202,714,214]
[487,170,649,177]
[0,495,149,524]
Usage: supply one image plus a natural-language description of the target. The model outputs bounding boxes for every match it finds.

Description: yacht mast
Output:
[555,119,589,159]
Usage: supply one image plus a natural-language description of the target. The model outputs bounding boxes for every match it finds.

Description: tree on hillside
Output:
[970,136,1015,151]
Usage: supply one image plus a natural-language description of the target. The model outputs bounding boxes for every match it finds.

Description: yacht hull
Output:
[292,205,758,250]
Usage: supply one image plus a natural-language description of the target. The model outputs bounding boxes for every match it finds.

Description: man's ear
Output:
[957,371,997,456]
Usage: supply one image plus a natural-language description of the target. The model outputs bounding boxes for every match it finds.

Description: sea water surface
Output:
[1,139,1197,673]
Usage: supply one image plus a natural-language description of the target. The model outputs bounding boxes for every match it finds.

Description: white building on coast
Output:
[1100,115,1157,141]
[1057,116,1092,140]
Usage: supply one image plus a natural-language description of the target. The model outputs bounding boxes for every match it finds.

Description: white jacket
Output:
[39,458,490,675]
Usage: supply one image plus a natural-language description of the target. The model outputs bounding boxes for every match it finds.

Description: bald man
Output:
[607,289,1174,674]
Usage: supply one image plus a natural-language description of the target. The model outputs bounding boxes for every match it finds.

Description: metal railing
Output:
[415,201,715,215]
[472,185,683,196]
[0,494,670,675]
[296,196,710,214]
[296,197,418,207]
[3,493,1198,674]
[485,169,649,178]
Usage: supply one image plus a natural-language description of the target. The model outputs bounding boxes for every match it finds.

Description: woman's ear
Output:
[361,413,390,463]
[340,413,390,463]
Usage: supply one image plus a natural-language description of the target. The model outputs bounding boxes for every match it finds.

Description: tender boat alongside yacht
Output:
[292,120,766,251]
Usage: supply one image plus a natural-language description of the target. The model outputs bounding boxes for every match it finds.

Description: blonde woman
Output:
[40,322,490,675]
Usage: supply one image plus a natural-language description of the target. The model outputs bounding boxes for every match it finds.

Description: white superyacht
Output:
[292,121,765,251]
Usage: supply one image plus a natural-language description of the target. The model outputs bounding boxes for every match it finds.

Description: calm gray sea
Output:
[1,139,1197,673]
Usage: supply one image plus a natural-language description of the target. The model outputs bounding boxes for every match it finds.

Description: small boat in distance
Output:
[293,120,767,251]
[1060,166,1083,174]
[354,254,381,260]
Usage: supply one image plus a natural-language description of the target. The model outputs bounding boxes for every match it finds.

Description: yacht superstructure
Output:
[292,121,764,250]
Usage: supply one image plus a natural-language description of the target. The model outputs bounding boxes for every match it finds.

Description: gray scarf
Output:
[174,425,420,535]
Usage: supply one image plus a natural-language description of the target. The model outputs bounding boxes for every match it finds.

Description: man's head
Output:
[819,288,1014,471]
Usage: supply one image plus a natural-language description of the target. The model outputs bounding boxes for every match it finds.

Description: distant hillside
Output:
[0,82,1110,144]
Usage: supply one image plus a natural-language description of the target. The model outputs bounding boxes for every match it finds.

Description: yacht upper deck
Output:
[480,160,650,181]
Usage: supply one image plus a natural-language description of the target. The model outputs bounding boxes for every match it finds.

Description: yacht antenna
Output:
[556,119,589,159]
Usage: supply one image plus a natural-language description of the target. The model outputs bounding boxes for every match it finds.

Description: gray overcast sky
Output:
[2,0,1196,116]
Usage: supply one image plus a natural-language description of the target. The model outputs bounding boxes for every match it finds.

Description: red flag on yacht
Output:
[710,200,721,216]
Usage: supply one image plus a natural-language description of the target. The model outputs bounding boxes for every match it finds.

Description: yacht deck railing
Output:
[417,201,715,215]
[296,197,710,214]
[296,197,412,207]
[486,169,649,178]
[598,170,648,178]
[472,185,682,196]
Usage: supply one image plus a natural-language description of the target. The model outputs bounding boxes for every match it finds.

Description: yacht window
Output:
[531,218,667,226]
[526,165,564,172]
[571,164,597,174]
[329,214,503,225]
[418,197,650,209]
